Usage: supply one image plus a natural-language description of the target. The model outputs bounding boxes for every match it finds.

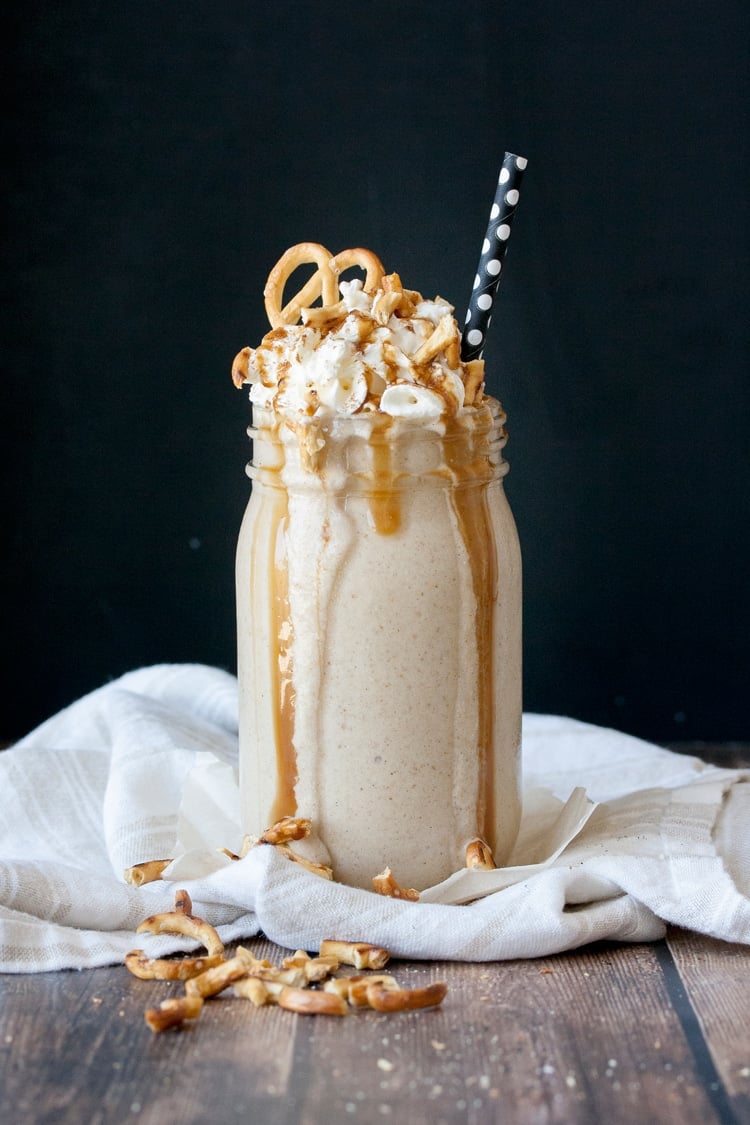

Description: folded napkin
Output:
[1,664,748,972]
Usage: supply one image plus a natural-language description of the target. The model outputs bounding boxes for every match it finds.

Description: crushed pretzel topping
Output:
[234,242,485,422]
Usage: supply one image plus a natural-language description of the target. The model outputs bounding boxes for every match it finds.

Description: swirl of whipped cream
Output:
[380,384,445,421]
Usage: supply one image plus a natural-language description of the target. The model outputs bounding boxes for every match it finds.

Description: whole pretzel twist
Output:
[263,242,385,329]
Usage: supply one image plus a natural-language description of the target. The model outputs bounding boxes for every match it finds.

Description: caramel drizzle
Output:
[267,474,298,824]
[444,414,499,847]
[367,415,401,536]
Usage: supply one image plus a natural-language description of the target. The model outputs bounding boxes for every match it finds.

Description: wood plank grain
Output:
[666,927,750,1119]
[0,938,731,1125]
[288,944,727,1125]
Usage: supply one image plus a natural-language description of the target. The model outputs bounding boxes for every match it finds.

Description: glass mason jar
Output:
[236,398,522,890]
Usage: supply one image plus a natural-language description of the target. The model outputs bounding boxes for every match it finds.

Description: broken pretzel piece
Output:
[462,359,485,406]
[411,314,458,367]
[185,951,255,999]
[319,940,390,971]
[123,859,171,887]
[125,950,224,982]
[330,248,385,295]
[346,974,400,1008]
[366,981,448,1012]
[232,946,307,989]
[278,986,347,1017]
[372,867,420,902]
[231,346,251,388]
[372,289,403,325]
[144,995,203,1033]
[282,950,340,983]
[233,977,273,1007]
[136,909,224,959]
[248,817,332,878]
[276,843,333,880]
[173,888,192,915]
[465,839,497,871]
[259,816,312,845]
[301,300,347,328]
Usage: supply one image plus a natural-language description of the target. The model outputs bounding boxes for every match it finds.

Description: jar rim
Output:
[249,395,506,436]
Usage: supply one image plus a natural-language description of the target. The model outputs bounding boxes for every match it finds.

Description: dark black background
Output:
[3,1,748,742]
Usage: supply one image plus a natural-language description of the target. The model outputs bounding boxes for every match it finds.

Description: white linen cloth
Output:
[1,664,748,972]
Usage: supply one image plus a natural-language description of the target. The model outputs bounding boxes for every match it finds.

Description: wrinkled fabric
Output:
[1,664,747,972]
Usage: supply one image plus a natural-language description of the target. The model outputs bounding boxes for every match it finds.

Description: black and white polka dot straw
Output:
[461,152,528,363]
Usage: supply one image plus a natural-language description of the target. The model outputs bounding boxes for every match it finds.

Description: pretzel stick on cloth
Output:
[136,908,224,958]
[123,859,172,887]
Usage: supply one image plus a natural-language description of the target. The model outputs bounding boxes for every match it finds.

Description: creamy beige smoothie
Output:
[233,244,521,890]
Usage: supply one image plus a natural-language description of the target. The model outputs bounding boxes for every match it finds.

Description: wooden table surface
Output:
[1,744,748,1125]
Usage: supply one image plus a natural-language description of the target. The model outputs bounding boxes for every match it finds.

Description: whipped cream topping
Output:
[235,274,485,422]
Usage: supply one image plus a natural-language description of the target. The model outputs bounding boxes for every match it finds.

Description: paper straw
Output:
[461,152,528,362]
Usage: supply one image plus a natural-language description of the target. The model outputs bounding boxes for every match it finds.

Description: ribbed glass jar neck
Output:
[247,397,510,493]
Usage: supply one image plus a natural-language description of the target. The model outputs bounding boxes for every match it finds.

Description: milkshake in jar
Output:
[232,243,522,891]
